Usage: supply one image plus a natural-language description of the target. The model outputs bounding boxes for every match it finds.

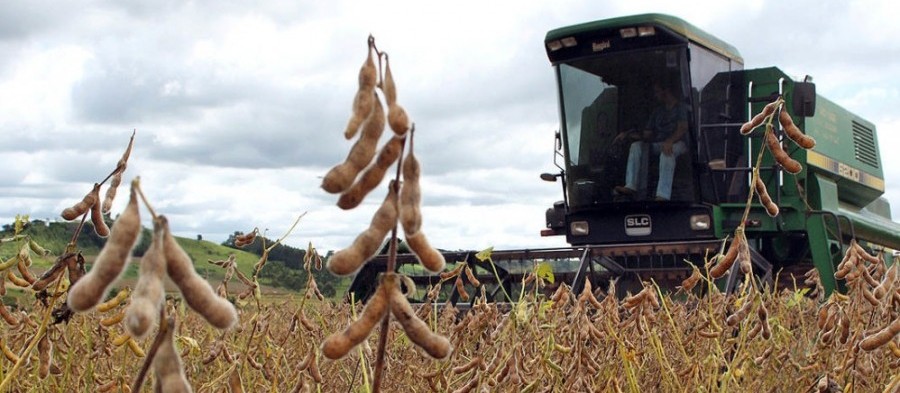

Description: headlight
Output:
[570,221,590,236]
[638,26,656,37]
[690,214,711,230]
[547,40,563,51]
[561,36,577,47]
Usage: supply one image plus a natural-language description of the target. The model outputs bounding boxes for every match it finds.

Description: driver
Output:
[613,78,688,201]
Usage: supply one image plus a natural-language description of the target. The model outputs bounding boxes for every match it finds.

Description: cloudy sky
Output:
[1,0,898,253]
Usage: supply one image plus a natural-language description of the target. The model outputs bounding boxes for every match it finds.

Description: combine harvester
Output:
[348,13,899,303]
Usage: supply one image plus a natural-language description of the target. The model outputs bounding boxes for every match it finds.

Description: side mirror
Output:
[540,173,559,182]
[792,81,816,117]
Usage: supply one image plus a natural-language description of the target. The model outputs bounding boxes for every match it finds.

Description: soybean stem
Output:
[133,177,158,219]
[371,125,409,393]
[266,212,308,253]
[68,209,90,251]
[132,308,170,392]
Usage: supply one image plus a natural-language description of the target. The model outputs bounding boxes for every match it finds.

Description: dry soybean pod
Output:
[201,341,222,365]
[740,101,778,135]
[399,146,422,235]
[328,182,399,276]
[578,278,603,309]
[322,93,386,194]
[90,183,110,237]
[299,310,316,332]
[337,135,405,210]
[834,250,857,280]
[464,265,481,287]
[233,229,258,248]
[103,131,136,214]
[622,288,650,310]
[737,235,752,275]
[874,263,897,300]
[31,253,73,291]
[67,253,86,287]
[307,353,323,384]
[765,131,803,174]
[0,302,18,326]
[455,276,470,302]
[125,217,166,339]
[61,183,100,221]
[347,93,387,171]
[755,177,780,217]
[816,303,833,330]
[757,300,771,340]
[440,264,464,280]
[67,182,141,312]
[779,109,816,149]
[321,276,391,359]
[153,317,192,393]
[709,231,744,279]
[453,355,483,374]
[680,265,702,292]
[387,274,451,359]
[5,271,30,288]
[837,312,850,344]
[853,242,882,265]
[38,333,51,379]
[859,318,900,351]
[15,250,36,284]
[344,40,377,140]
[161,216,237,330]
[405,231,446,273]
[383,54,410,136]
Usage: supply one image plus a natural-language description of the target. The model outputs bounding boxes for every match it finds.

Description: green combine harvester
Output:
[540,13,898,296]
[348,13,898,303]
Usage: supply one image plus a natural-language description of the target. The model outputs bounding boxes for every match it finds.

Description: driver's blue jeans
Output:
[624,141,687,200]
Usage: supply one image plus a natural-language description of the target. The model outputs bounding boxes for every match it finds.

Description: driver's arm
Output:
[661,120,687,155]
[665,120,688,144]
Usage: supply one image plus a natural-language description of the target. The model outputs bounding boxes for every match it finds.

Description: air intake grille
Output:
[852,121,879,168]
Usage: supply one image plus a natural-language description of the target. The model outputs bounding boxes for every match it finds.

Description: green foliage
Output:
[258,259,343,298]
[223,232,308,269]
[0,218,107,262]
[786,287,811,308]
[535,262,555,284]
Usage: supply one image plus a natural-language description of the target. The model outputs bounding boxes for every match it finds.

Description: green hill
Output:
[1,219,257,275]
[1,218,346,299]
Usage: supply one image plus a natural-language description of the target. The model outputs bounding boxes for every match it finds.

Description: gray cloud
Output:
[1,0,899,254]
[0,2,80,41]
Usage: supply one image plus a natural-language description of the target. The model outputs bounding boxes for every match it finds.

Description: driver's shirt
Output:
[645,102,688,143]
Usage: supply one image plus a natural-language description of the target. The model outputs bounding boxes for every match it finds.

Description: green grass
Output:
[172,237,259,280]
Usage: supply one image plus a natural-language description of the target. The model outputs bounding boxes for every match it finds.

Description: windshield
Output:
[557,47,695,206]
